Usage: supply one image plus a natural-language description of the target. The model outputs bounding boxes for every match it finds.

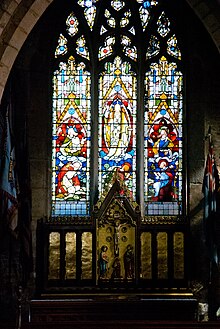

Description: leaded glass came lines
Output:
[121,36,137,61]
[144,56,183,216]
[76,36,90,60]
[111,0,125,11]
[78,0,99,30]
[167,35,181,60]
[51,0,184,220]
[98,57,137,197]
[136,0,158,30]
[55,34,68,58]
[157,12,170,37]
[66,12,79,36]
[98,36,115,60]
[52,57,91,216]
[146,35,160,59]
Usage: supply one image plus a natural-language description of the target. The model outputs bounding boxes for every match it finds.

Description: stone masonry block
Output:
[203,14,220,32]
[5,0,20,16]
[9,25,27,50]
[195,2,211,18]
[187,0,203,7]
[0,11,11,32]
[30,0,53,18]
[1,43,18,68]
[17,10,38,34]
[212,28,220,49]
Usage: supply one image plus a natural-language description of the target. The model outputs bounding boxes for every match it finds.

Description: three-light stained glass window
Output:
[51,0,184,219]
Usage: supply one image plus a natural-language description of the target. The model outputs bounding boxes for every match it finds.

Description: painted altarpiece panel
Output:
[93,172,140,284]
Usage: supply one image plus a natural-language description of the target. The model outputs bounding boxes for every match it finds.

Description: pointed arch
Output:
[50,0,184,220]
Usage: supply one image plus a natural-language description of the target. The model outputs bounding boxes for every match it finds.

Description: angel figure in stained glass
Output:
[59,118,86,158]
[151,157,174,201]
[55,160,85,200]
[152,125,174,159]
[103,95,132,162]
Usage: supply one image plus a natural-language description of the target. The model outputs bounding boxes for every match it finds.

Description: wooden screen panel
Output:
[140,232,152,279]
[48,232,60,280]
[65,232,76,279]
[157,232,168,279]
[173,232,184,279]
[81,232,93,280]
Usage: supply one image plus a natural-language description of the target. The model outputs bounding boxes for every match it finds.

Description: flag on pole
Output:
[0,108,18,231]
[0,108,6,172]
[202,133,219,265]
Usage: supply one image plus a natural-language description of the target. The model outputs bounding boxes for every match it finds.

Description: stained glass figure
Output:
[51,0,185,221]
[167,35,181,60]
[136,0,158,30]
[76,35,90,60]
[98,57,137,196]
[55,34,68,58]
[105,9,116,28]
[66,12,79,37]
[146,35,160,59]
[78,0,99,30]
[157,12,170,37]
[144,56,183,216]
[98,36,115,60]
[52,56,91,216]
[121,36,137,61]
[120,10,131,28]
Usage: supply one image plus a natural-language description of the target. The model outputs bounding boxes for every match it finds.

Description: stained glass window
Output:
[144,56,183,215]
[121,36,137,61]
[157,12,170,37]
[55,34,68,58]
[136,0,158,30]
[52,57,91,216]
[120,10,131,28]
[76,36,90,60]
[105,9,116,28]
[78,0,99,30]
[98,36,115,60]
[51,1,184,219]
[167,35,181,60]
[98,57,137,196]
[146,35,160,59]
[111,0,125,11]
[144,7,183,217]
[66,12,79,36]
